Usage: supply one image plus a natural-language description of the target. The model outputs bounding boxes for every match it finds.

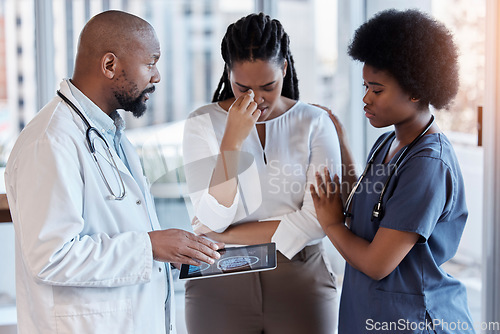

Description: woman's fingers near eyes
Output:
[238,92,261,117]
[247,101,258,113]
[242,90,255,106]
[233,90,255,108]
[252,108,262,120]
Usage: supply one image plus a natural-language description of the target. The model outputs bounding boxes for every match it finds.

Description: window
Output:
[432,0,485,325]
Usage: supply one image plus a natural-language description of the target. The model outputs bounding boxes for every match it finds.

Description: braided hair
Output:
[212,12,299,102]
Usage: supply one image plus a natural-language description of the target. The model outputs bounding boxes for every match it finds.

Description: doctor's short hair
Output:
[212,12,299,102]
[348,9,459,110]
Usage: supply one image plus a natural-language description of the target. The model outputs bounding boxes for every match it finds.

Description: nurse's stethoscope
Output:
[57,90,127,200]
[344,115,435,222]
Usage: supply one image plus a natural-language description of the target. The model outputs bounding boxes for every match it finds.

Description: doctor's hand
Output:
[310,168,345,233]
[148,229,224,266]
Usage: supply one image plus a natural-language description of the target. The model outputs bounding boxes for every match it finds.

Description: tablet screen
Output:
[179,242,277,280]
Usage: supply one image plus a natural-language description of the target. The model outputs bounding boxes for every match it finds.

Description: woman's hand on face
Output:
[222,90,261,150]
[310,167,345,231]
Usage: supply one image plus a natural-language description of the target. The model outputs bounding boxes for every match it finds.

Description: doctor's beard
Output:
[114,85,156,118]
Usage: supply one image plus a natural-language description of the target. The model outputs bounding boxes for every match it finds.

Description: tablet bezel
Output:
[179,242,277,280]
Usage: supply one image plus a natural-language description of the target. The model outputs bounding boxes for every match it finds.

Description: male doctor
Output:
[4,10,221,334]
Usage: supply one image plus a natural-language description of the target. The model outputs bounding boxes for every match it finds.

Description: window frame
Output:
[483,0,500,324]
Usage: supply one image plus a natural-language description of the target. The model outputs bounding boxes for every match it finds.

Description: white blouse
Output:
[182,101,341,259]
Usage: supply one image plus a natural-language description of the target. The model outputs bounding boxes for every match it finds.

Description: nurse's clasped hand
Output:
[220,90,261,151]
[311,167,421,281]
[148,229,224,266]
[310,167,345,233]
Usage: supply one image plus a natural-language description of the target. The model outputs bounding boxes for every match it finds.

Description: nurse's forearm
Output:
[323,223,371,273]
[324,224,419,281]
[207,220,280,245]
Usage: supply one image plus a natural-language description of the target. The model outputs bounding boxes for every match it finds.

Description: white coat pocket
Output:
[54,299,133,334]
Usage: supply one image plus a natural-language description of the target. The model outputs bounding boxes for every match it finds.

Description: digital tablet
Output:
[179,242,277,280]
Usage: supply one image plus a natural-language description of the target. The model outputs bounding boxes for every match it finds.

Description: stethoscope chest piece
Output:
[371,202,384,222]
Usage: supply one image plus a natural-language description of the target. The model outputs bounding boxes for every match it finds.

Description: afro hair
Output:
[348,9,459,110]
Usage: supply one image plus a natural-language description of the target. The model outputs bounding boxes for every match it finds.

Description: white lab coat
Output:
[4,80,175,334]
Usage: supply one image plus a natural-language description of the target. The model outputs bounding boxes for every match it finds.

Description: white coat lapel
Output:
[58,80,141,194]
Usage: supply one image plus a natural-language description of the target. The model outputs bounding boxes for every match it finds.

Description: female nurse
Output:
[182,12,341,334]
[311,9,475,334]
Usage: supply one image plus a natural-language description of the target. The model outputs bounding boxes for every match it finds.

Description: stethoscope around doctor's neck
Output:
[343,115,435,222]
[57,90,127,200]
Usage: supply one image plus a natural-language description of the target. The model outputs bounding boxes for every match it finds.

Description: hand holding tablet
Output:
[179,242,277,280]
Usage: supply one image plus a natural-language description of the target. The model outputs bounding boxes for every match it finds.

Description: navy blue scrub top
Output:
[339,132,475,334]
